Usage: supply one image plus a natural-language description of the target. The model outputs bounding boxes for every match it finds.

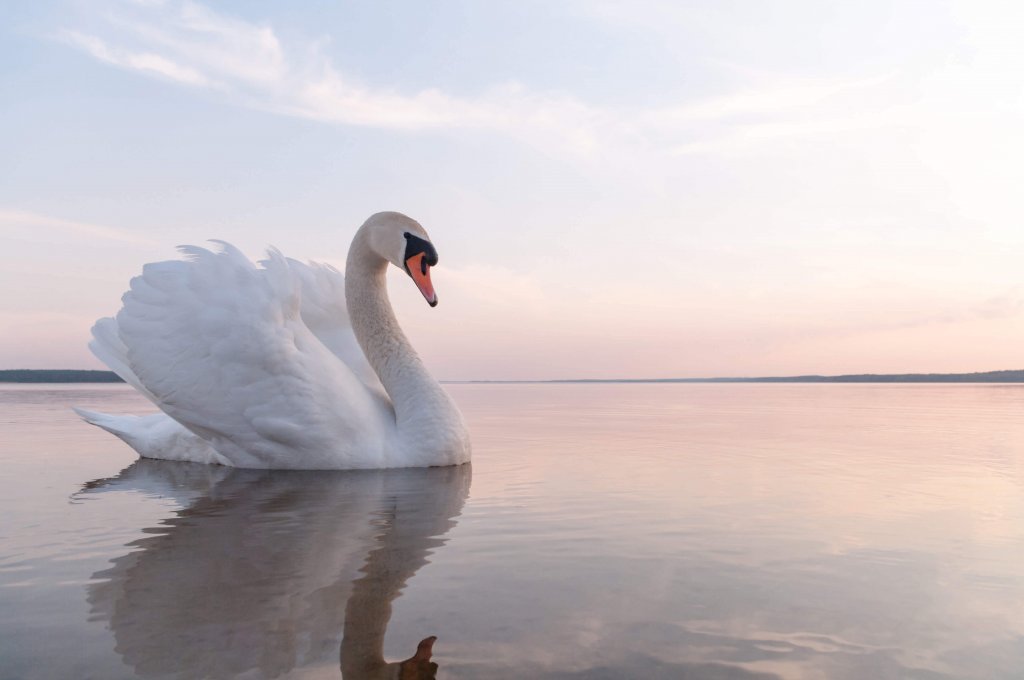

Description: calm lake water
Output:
[2,383,1024,679]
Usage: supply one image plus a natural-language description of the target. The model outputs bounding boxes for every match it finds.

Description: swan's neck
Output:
[345,230,458,456]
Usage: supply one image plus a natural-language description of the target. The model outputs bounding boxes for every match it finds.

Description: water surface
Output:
[2,383,1024,679]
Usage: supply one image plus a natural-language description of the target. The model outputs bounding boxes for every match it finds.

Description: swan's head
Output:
[363,212,440,307]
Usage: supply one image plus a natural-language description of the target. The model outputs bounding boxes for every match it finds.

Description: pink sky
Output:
[2,1,1022,379]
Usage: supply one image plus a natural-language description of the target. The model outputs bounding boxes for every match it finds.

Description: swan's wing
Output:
[278,257,384,394]
[106,242,394,469]
[88,316,159,405]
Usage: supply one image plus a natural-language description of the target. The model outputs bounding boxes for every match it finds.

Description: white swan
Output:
[76,212,471,470]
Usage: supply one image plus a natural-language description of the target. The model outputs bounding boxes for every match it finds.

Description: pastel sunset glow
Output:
[2,0,1022,379]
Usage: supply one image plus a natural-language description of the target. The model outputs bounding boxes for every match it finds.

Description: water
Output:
[2,383,1024,679]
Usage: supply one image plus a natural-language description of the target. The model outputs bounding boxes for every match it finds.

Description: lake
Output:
[1,383,1023,679]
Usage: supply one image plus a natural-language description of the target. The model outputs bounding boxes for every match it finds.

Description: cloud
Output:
[56,1,617,156]
[973,290,1024,320]
[55,0,896,159]
[646,74,895,125]
[58,29,213,86]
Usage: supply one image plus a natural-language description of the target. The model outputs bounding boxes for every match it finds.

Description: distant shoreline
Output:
[0,370,124,383]
[4,368,1024,384]
[453,369,1024,384]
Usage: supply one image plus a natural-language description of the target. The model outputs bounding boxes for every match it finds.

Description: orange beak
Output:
[406,253,437,307]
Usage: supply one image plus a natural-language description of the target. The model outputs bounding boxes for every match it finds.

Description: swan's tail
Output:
[73,408,229,465]
[73,408,139,443]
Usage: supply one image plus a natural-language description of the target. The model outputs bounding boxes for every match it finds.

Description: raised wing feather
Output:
[110,243,394,469]
[275,257,384,395]
[89,316,159,404]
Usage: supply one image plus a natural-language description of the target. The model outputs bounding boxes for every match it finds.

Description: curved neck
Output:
[344,228,447,434]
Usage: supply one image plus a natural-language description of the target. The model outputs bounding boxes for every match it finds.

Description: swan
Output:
[76,211,471,470]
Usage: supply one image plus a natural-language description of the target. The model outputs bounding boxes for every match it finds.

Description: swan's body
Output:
[77,212,471,469]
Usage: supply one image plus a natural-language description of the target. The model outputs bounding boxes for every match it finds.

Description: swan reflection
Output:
[81,460,470,679]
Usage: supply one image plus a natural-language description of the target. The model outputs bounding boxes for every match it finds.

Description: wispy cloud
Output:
[55,0,895,158]
[58,29,213,86]
[974,289,1024,320]
[647,74,895,125]
[0,209,158,246]
[56,1,618,155]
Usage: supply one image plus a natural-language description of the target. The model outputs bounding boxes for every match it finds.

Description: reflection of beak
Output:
[406,254,437,307]
[413,636,436,661]
[397,636,438,679]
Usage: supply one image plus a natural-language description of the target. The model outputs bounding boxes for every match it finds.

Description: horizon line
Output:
[4,368,1024,384]
[446,367,1024,384]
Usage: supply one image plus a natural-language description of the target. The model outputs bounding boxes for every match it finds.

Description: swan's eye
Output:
[402,232,439,275]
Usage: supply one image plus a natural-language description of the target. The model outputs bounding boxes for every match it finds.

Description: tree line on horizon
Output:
[0,370,124,383]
